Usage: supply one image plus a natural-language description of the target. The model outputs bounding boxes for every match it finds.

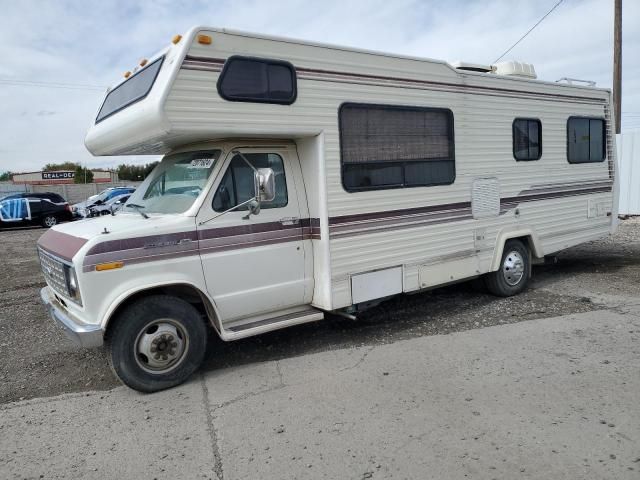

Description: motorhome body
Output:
[38,26,618,391]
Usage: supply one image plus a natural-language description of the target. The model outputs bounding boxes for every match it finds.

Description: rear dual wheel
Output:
[107,295,208,393]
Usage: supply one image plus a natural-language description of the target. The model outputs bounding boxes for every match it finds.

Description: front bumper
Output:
[40,287,103,348]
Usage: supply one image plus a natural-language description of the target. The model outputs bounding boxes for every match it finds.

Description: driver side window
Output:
[212,153,288,212]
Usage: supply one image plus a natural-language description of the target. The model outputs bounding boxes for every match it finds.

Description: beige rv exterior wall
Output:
[85,28,614,310]
[161,30,613,308]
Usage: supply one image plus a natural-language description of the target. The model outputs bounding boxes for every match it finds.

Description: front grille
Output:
[38,248,69,297]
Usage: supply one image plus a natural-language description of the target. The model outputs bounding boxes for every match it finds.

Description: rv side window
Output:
[212,153,288,212]
[217,56,297,105]
[513,118,542,161]
[567,117,606,163]
[339,103,455,192]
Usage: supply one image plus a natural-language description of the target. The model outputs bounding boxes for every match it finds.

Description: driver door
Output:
[197,147,308,322]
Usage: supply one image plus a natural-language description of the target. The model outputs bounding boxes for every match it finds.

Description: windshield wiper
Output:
[126,203,149,219]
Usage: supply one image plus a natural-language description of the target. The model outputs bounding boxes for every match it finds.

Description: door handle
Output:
[280,217,300,226]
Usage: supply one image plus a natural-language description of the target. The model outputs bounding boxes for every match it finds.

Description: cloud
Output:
[0,0,638,172]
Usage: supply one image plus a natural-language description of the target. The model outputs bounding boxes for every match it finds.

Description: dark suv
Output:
[0,192,73,228]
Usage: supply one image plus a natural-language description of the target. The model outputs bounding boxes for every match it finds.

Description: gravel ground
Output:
[1,219,639,404]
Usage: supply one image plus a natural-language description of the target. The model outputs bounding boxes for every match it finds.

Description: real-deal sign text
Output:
[42,171,75,180]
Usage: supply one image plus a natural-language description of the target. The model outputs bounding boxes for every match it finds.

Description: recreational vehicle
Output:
[38,27,618,392]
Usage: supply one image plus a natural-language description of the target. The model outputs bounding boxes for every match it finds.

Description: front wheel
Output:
[484,240,530,297]
[107,295,208,392]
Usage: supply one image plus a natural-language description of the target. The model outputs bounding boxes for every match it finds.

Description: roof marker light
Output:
[197,34,212,45]
[139,58,148,67]
[172,34,182,44]
[123,71,131,78]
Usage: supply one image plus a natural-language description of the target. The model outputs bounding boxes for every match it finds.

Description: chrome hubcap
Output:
[45,217,56,226]
[502,250,525,286]
[134,320,188,374]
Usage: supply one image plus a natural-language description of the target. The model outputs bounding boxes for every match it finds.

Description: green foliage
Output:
[43,162,79,171]
[74,165,94,184]
[117,161,159,181]
[0,171,11,181]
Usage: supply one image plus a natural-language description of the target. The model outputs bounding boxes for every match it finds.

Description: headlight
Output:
[63,265,82,305]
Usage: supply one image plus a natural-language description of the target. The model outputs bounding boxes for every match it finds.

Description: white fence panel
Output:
[617,131,640,215]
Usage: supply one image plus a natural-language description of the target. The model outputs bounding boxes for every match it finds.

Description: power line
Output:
[0,78,106,91]
[493,0,566,63]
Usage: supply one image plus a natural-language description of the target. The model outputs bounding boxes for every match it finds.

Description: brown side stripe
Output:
[83,218,320,272]
[181,56,606,105]
[81,181,611,269]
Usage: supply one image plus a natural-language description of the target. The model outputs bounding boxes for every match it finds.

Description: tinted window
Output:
[513,118,542,161]
[41,193,65,203]
[213,153,288,212]
[567,117,606,163]
[96,57,164,123]
[217,56,296,105]
[339,103,455,191]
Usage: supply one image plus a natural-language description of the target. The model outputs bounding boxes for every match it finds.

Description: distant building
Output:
[11,169,118,185]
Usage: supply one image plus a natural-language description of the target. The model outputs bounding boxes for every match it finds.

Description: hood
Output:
[37,213,197,263]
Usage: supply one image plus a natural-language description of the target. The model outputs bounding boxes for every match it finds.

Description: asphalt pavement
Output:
[1,303,639,479]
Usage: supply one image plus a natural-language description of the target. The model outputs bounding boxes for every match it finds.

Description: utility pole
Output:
[613,0,622,134]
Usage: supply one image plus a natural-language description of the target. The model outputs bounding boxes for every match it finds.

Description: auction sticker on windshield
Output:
[188,158,215,169]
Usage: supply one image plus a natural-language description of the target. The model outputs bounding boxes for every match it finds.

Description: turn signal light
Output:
[96,261,124,272]
[139,58,148,67]
[123,71,131,78]
[197,34,212,45]
[172,34,182,44]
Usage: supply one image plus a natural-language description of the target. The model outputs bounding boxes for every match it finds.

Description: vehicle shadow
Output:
[200,263,602,374]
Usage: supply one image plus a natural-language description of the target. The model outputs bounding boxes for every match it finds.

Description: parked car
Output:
[86,193,131,217]
[72,187,136,218]
[0,192,72,228]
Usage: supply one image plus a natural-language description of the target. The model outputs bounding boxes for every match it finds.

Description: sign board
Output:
[42,171,75,180]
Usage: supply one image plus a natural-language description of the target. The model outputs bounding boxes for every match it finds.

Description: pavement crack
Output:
[275,360,285,387]
[200,373,224,480]
[338,346,375,372]
[215,383,287,411]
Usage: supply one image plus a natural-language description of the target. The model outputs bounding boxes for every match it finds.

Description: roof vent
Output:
[452,61,493,73]
[493,61,537,79]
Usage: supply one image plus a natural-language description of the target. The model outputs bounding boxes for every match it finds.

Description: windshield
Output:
[125,149,221,214]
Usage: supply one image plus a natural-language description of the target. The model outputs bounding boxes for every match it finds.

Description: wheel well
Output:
[105,284,221,340]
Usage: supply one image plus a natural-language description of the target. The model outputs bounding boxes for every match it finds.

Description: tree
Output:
[43,162,78,171]
[117,161,159,181]
[74,165,94,184]
[0,171,11,181]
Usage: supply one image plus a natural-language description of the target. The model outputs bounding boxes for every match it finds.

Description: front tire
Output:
[485,240,530,297]
[107,295,208,392]
[42,215,57,228]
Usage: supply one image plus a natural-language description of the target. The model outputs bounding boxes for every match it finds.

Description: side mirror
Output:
[256,168,276,202]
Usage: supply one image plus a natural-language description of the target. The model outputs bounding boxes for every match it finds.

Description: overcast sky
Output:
[0,0,638,173]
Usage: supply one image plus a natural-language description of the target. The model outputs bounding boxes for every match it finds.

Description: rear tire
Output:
[106,295,208,393]
[42,215,57,228]
[485,240,530,297]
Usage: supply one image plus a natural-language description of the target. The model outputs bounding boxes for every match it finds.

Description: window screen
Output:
[217,56,297,105]
[96,57,164,123]
[513,118,542,161]
[339,103,455,191]
[567,117,606,163]
[212,153,288,212]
